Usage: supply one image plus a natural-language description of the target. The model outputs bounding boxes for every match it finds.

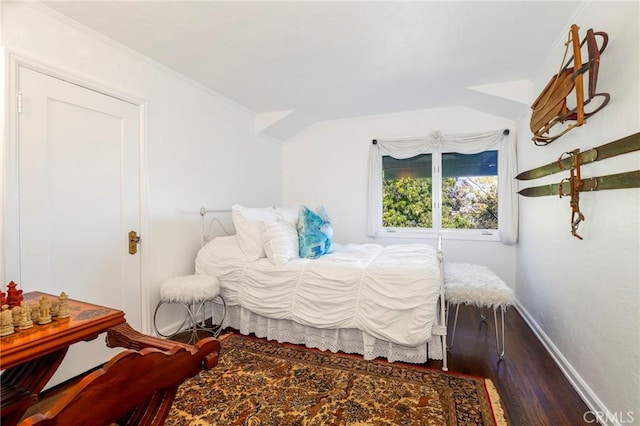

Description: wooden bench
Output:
[19,324,220,426]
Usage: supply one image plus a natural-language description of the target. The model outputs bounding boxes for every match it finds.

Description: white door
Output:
[13,66,142,385]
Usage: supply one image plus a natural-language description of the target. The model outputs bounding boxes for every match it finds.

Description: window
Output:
[367,129,517,244]
[382,154,433,228]
[441,151,498,230]
[382,151,498,232]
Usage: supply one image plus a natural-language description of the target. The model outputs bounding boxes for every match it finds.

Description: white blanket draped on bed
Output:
[195,236,441,347]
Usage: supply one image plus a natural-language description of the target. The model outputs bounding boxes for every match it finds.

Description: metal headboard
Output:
[199,207,233,247]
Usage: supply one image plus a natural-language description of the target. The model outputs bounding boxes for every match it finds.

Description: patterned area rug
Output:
[166,334,507,425]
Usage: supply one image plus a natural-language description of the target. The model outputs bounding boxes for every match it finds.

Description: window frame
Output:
[367,129,517,245]
[378,149,501,242]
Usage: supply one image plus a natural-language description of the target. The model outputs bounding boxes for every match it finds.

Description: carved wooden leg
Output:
[120,389,178,426]
[0,348,68,426]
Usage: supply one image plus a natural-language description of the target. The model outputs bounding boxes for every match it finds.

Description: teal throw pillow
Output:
[297,205,333,259]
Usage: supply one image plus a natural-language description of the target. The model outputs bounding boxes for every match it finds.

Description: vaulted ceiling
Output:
[41,1,584,140]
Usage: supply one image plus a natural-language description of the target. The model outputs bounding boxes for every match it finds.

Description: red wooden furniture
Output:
[1,292,127,425]
[19,334,220,425]
[0,292,220,426]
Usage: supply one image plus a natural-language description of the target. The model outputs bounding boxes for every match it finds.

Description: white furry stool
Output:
[444,263,515,359]
[153,274,226,344]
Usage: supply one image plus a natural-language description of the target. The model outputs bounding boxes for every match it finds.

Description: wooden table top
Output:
[0,292,126,370]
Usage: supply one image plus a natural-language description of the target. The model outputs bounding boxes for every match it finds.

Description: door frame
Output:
[1,50,151,332]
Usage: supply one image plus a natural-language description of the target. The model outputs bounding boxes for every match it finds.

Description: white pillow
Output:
[262,220,299,266]
[231,205,277,260]
[276,205,299,226]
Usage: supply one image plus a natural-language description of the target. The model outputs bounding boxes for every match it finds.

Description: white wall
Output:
[282,107,517,287]
[0,2,283,331]
[515,2,639,421]
[4,0,638,419]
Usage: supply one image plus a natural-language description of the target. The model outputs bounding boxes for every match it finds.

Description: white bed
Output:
[195,206,448,368]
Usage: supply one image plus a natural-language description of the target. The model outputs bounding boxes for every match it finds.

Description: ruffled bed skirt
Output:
[212,302,443,364]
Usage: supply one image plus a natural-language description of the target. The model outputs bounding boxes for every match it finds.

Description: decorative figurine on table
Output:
[6,281,23,308]
[0,305,15,336]
[18,302,33,329]
[30,302,41,324]
[57,292,70,319]
[51,298,60,317]
[38,296,52,325]
[12,305,22,326]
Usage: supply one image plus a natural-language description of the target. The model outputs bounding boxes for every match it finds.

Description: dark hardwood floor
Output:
[427,304,592,425]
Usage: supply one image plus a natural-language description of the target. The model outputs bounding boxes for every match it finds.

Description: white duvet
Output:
[195,236,441,347]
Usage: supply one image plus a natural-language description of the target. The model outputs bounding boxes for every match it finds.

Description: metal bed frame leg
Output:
[439,300,449,371]
[446,302,460,350]
[493,305,506,359]
[437,234,448,371]
[437,297,449,372]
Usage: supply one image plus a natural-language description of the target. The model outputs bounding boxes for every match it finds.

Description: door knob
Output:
[128,231,141,255]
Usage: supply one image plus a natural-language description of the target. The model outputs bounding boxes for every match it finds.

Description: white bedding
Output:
[195,236,441,347]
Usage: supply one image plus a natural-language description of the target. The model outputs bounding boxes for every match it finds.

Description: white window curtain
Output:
[367,129,518,245]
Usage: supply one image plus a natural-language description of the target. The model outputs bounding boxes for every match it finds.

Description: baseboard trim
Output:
[514,301,621,426]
